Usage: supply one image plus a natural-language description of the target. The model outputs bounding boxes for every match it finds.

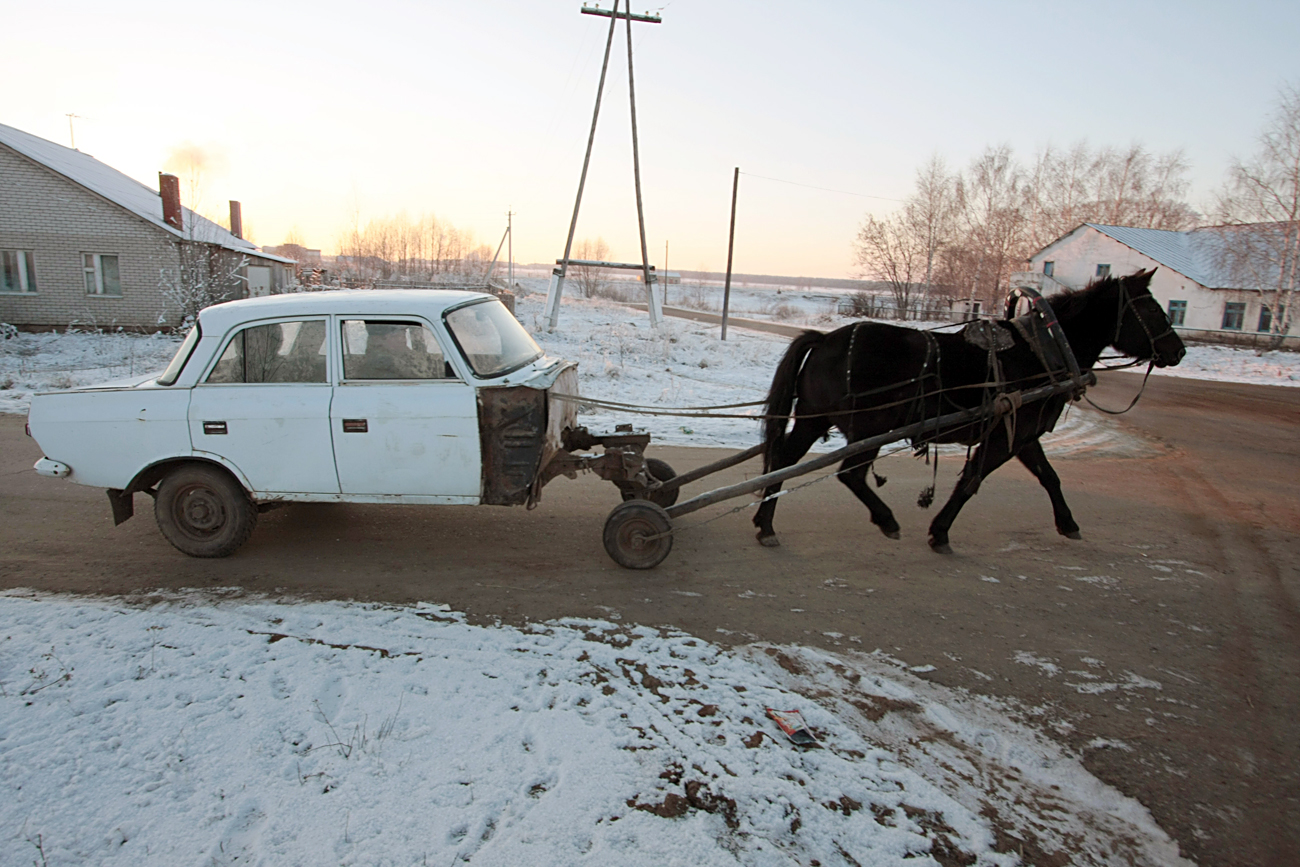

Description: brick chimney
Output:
[229,200,243,239]
[159,173,183,231]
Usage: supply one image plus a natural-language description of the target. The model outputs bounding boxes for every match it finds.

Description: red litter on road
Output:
[766,708,818,746]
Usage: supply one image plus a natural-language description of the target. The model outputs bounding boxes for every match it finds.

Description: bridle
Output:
[1085,281,1179,415]
[1113,282,1177,356]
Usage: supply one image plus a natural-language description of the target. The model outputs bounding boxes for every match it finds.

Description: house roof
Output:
[0,122,293,265]
[1037,223,1242,288]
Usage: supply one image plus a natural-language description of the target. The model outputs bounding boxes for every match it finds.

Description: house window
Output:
[1167,300,1187,327]
[83,253,121,296]
[1,250,37,293]
[1258,304,1283,333]
[1222,302,1246,331]
[1095,264,1111,279]
[1043,261,1055,277]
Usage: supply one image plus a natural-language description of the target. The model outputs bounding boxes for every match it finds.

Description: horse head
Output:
[1109,269,1186,367]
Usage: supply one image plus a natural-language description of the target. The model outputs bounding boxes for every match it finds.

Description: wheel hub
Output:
[180,488,224,533]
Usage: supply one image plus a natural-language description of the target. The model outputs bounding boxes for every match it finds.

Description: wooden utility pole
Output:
[544,2,664,329]
[722,167,740,340]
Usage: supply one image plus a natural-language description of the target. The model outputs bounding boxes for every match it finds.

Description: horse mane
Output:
[1041,269,1152,323]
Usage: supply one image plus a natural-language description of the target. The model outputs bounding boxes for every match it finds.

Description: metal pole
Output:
[546,0,621,329]
[507,211,513,289]
[721,166,739,340]
[625,2,661,327]
[664,239,669,307]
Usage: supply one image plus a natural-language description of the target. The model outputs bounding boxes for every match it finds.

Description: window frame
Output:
[201,317,333,386]
[83,253,122,296]
[1167,299,1187,327]
[1095,264,1111,279]
[1258,304,1282,333]
[1221,301,1246,331]
[1042,260,1054,278]
[338,317,459,383]
[0,250,37,294]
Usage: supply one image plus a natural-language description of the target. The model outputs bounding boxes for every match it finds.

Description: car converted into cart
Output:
[25,290,678,564]
[28,283,1131,570]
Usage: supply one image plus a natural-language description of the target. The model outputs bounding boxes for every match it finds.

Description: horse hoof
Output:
[757,533,781,548]
[1062,530,1082,540]
[928,538,953,555]
[885,529,900,540]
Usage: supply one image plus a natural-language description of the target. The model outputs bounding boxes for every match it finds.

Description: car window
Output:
[206,320,328,384]
[444,299,541,378]
[341,320,452,380]
[158,324,201,386]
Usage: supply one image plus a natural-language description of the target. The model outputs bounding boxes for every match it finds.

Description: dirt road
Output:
[2,371,1297,866]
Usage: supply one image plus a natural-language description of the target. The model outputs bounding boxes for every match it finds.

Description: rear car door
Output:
[188,318,340,494]
[329,318,480,500]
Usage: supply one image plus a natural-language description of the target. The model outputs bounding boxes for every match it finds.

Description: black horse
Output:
[754,269,1185,553]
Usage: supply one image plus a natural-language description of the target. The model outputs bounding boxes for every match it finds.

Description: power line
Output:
[739,171,904,203]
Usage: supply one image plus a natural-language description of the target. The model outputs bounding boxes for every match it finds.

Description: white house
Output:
[0,122,295,330]
[1014,223,1296,348]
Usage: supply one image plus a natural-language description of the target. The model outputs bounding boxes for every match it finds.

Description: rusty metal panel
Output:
[478,387,548,506]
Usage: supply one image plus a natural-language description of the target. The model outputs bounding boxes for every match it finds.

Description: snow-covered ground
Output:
[1,591,1189,867]
[2,289,1292,865]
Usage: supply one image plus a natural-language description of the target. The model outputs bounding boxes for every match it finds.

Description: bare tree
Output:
[572,238,611,298]
[854,156,958,319]
[854,214,919,319]
[1215,83,1300,349]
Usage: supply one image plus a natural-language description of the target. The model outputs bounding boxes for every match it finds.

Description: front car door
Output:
[188,317,340,494]
[330,318,480,500]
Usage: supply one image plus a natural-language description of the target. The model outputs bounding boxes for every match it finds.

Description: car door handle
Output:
[202,421,228,435]
[342,419,368,433]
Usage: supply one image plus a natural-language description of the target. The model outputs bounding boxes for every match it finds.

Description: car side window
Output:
[341,320,452,380]
[206,320,328,384]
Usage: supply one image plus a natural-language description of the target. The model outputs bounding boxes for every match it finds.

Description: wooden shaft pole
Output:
[664,375,1094,520]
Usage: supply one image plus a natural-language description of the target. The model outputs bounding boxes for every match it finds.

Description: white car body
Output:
[28,290,579,509]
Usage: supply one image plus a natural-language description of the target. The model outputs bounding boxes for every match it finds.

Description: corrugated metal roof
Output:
[1085,224,1236,288]
[0,122,293,265]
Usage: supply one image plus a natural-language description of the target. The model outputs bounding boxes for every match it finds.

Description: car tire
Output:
[603,500,674,569]
[155,464,257,558]
[619,458,680,508]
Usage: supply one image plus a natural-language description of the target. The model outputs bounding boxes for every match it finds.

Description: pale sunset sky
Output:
[3,0,1297,278]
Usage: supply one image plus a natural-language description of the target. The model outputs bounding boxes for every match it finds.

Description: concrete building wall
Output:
[1026,226,1287,338]
[0,144,187,330]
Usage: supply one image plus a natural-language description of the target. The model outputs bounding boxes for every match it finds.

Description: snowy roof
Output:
[0,122,293,265]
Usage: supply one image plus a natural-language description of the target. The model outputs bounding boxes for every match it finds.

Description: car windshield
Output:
[444,299,542,378]
[157,324,201,386]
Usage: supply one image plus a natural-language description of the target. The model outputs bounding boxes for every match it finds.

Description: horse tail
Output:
[763,330,825,472]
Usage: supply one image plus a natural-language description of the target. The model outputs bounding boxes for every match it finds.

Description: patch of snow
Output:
[0,590,1187,867]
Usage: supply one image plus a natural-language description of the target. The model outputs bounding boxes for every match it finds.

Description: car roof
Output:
[197,289,494,332]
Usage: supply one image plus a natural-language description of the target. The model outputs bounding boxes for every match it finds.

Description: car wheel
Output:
[619,457,680,508]
[155,464,257,558]
[603,500,673,569]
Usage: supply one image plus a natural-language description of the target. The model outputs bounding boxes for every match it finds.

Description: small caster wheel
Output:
[603,500,674,569]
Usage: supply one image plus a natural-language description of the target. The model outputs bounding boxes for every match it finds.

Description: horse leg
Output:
[836,449,900,539]
[1016,439,1081,539]
[927,438,1014,554]
[753,416,829,547]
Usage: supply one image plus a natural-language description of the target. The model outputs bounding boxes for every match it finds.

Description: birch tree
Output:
[1215,83,1300,349]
